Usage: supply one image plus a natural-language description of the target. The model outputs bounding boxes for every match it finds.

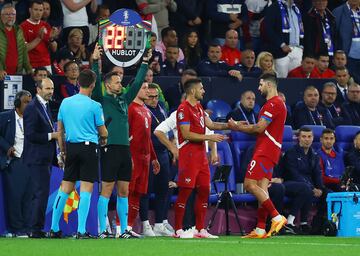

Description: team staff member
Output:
[228,73,287,238]
[0,90,32,237]
[49,69,108,239]
[174,78,229,239]
[91,45,151,238]
[127,82,160,235]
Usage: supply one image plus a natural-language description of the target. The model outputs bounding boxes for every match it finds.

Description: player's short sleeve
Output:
[93,101,105,127]
[259,101,280,123]
[57,104,63,121]
[155,111,176,133]
[177,106,190,126]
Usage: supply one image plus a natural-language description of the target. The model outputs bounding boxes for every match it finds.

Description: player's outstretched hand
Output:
[228,118,248,130]
[152,159,160,174]
[208,134,226,142]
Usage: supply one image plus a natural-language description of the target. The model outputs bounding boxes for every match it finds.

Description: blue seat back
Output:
[335,126,360,151]
[206,99,232,121]
[282,125,294,151]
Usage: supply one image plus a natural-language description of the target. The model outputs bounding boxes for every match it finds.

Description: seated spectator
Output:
[344,131,360,187]
[331,50,347,71]
[161,45,185,76]
[0,3,32,80]
[278,91,293,126]
[164,69,197,112]
[60,28,89,66]
[148,32,163,75]
[292,86,334,129]
[281,127,328,235]
[155,27,184,62]
[255,51,276,75]
[52,48,75,75]
[314,54,335,78]
[342,83,360,126]
[318,128,345,192]
[197,43,242,80]
[220,29,242,66]
[181,29,201,70]
[319,82,351,126]
[226,90,257,124]
[334,66,352,106]
[20,0,59,73]
[287,54,320,78]
[60,61,79,98]
[235,49,262,78]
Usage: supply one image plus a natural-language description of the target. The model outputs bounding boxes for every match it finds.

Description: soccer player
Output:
[49,69,108,239]
[127,82,160,234]
[174,78,229,239]
[91,45,151,238]
[228,73,287,238]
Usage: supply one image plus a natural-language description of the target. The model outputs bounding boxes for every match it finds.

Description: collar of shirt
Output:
[337,84,347,94]
[36,94,48,106]
[321,146,336,157]
[14,110,22,122]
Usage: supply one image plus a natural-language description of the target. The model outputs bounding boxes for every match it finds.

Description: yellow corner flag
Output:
[63,189,80,223]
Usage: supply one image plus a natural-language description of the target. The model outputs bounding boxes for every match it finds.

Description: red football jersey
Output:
[176,101,206,153]
[128,102,156,160]
[20,19,51,68]
[253,96,287,164]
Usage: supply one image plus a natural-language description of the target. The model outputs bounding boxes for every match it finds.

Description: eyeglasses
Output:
[2,13,16,16]
[322,92,336,96]
[148,95,159,99]
[348,90,360,94]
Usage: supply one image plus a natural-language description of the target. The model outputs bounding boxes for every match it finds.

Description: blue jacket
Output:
[0,110,15,170]
[197,59,231,77]
[262,0,304,59]
[341,101,360,126]
[333,3,353,54]
[317,147,345,180]
[282,144,323,189]
[161,60,185,76]
[22,96,56,165]
[226,104,257,123]
[235,64,262,78]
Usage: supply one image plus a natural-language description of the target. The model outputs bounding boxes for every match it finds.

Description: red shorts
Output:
[245,155,274,181]
[178,150,210,188]
[128,154,150,194]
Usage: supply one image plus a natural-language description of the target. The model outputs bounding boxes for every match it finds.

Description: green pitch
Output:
[0,236,359,256]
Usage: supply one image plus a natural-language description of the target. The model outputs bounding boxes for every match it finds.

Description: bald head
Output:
[225,29,239,49]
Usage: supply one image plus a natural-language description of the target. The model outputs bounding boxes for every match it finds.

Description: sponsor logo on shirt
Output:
[178,111,184,120]
[185,177,191,184]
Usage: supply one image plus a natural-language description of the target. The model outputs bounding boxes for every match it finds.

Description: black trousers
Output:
[2,158,31,234]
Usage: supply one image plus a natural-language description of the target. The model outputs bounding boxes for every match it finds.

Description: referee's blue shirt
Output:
[58,93,105,144]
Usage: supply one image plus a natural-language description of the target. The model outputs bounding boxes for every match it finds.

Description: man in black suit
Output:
[23,78,59,238]
[0,90,32,237]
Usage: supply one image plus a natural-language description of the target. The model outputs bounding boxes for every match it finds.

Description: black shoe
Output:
[119,230,140,239]
[29,231,47,238]
[98,231,115,239]
[300,224,311,235]
[48,230,62,239]
[76,232,97,239]
[284,224,299,235]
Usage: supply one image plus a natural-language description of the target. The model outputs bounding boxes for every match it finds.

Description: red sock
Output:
[261,199,279,218]
[128,190,141,227]
[257,207,268,229]
[174,187,192,231]
[195,186,210,231]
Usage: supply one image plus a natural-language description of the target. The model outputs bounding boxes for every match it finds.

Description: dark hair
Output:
[183,78,202,93]
[34,66,48,75]
[321,128,335,137]
[63,61,78,72]
[302,53,316,61]
[14,90,31,108]
[29,0,44,8]
[150,31,157,38]
[208,42,221,49]
[182,69,197,77]
[334,50,346,56]
[148,83,159,90]
[103,71,119,84]
[317,53,329,60]
[161,27,175,40]
[166,44,179,50]
[259,73,278,87]
[298,126,313,134]
[78,69,96,88]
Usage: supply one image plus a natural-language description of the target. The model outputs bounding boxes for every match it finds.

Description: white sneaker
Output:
[128,229,143,238]
[194,229,219,239]
[153,224,173,236]
[163,222,175,233]
[142,224,156,237]
[173,229,193,239]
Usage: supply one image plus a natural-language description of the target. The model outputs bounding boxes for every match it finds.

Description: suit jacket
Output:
[0,110,16,170]
[22,96,56,165]
[333,4,353,55]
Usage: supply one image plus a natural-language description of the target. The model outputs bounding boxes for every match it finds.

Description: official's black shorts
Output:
[63,142,99,182]
[100,145,132,182]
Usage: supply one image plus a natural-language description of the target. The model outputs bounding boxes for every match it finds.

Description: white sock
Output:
[287,215,295,226]
[255,227,266,235]
[154,223,162,228]
[272,215,283,222]
[142,220,150,227]
[127,225,133,231]
[163,219,169,224]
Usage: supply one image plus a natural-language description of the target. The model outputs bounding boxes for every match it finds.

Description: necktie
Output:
[343,88,347,99]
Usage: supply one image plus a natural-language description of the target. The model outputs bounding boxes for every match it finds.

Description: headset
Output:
[14,90,31,108]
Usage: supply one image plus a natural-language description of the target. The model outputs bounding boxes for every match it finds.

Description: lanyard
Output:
[308,109,323,126]
[146,104,167,125]
[40,103,54,131]
[239,105,256,124]
[317,10,334,56]
[16,118,24,135]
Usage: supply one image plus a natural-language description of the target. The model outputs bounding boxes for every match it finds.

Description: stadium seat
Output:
[301,125,326,150]
[335,126,360,151]
[206,99,232,121]
[282,125,294,151]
